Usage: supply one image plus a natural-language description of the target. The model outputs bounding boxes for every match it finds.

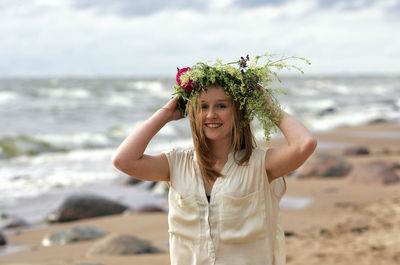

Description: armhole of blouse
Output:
[163,149,176,185]
[262,147,287,202]
[272,177,287,202]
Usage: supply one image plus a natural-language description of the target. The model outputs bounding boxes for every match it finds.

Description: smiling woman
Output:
[112,54,317,265]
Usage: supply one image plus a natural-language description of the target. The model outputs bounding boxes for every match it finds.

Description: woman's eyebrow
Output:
[200,99,229,102]
[200,99,230,104]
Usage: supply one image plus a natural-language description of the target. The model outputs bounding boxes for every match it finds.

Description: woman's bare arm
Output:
[263,94,317,182]
[112,97,182,181]
[265,110,317,182]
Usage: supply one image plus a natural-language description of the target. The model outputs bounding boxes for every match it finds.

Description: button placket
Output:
[207,182,217,264]
[193,152,235,265]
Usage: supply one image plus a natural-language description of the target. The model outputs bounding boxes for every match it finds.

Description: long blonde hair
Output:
[187,86,256,181]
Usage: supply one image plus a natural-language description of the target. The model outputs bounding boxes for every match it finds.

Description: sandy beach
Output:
[1,122,399,265]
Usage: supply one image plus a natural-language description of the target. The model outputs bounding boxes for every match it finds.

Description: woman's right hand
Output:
[161,96,184,122]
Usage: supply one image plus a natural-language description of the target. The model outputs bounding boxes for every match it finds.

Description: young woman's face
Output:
[199,85,234,143]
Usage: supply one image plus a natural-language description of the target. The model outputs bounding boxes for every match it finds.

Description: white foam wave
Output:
[37,87,90,98]
[38,132,111,150]
[127,80,163,90]
[370,85,390,94]
[0,148,116,202]
[157,123,179,137]
[0,132,115,158]
[104,95,133,106]
[107,121,145,140]
[299,99,336,110]
[333,84,351,94]
[126,80,170,97]
[0,91,18,104]
[307,104,398,131]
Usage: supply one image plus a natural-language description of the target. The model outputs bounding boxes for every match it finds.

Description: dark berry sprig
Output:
[239,54,250,68]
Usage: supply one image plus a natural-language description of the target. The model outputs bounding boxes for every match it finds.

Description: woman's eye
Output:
[201,104,208,109]
[218,104,227,109]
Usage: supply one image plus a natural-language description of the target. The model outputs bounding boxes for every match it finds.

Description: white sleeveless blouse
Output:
[165,147,286,265]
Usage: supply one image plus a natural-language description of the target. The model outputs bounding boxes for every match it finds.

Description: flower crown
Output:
[173,53,310,141]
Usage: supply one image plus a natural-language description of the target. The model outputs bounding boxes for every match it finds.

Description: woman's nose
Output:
[206,107,217,118]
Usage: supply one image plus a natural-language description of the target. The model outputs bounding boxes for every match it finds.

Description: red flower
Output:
[176,67,193,92]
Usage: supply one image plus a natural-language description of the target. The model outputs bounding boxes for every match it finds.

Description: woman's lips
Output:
[205,123,222,128]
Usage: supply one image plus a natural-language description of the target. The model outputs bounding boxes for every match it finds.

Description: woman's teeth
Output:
[206,123,222,128]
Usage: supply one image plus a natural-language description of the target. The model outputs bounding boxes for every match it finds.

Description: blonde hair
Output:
[187,86,256,181]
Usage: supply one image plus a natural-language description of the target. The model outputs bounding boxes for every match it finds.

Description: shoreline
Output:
[1,121,400,265]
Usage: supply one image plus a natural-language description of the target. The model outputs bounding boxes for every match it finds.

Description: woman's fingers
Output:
[163,96,179,110]
[161,96,183,121]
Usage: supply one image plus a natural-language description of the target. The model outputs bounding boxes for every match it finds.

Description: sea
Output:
[1,75,400,227]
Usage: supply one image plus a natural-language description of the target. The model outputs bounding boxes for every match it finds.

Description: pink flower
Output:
[176,67,193,92]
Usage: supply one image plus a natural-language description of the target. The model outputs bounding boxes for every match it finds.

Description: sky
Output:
[1,0,399,77]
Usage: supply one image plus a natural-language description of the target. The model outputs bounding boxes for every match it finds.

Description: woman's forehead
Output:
[199,85,230,100]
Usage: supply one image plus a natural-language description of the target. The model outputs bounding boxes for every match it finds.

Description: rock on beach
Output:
[0,232,6,246]
[343,146,370,156]
[348,161,400,185]
[46,194,129,223]
[295,153,353,178]
[86,233,163,256]
[42,226,108,246]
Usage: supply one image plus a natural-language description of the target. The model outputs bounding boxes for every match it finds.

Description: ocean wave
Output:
[0,91,18,104]
[332,84,351,94]
[0,120,191,159]
[107,120,188,141]
[0,148,116,203]
[0,133,113,159]
[35,87,91,98]
[306,105,400,131]
[103,94,133,106]
[126,80,170,97]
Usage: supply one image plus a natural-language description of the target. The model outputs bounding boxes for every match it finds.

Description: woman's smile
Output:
[205,122,223,128]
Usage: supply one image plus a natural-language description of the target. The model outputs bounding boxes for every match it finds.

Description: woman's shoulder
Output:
[164,147,195,162]
[166,147,194,155]
[250,146,268,159]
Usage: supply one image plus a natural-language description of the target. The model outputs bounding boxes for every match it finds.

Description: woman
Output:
[112,54,317,265]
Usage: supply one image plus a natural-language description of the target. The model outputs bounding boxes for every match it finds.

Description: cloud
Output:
[232,0,290,8]
[65,0,400,21]
[0,0,399,76]
[233,0,400,18]
[68,0,208,17]
[230,0,380,10]
[382,0,400,20]
[316,0,377,10]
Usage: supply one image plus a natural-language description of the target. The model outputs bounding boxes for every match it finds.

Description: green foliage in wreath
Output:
[173,53,310,141]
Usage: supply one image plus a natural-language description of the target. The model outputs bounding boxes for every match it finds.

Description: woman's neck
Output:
[208,138,232,162]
